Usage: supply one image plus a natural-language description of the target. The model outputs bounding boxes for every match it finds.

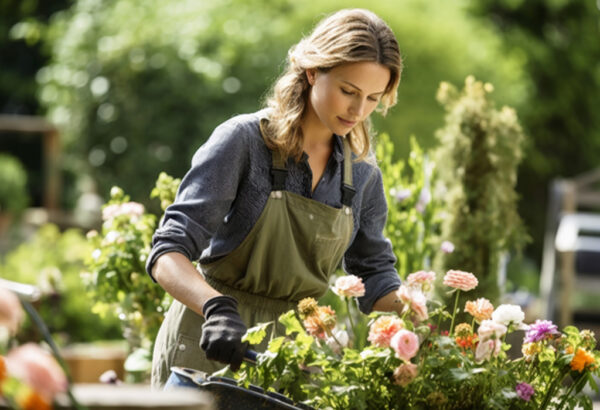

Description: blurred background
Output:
[1,0,600,383]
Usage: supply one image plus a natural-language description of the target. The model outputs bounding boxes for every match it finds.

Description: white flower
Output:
[104,230,120,244]
[92,249,102,260]
[491,304,525,327]
[326,329,350,354]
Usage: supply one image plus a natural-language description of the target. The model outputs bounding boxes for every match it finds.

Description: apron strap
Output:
[261,118,288,191]
[341,138,355,207]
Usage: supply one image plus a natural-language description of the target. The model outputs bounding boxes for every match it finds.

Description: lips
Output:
[338,117,357,127]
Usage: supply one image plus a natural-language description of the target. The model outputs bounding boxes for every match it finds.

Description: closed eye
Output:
[341,88,355,96]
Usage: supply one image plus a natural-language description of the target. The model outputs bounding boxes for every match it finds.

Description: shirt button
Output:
[308,214,314,220]
[178,343,186,352]
[345,207,351,215]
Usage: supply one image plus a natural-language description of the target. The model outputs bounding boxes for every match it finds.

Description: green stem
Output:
[22,300,88,410]
[539,367,568,409]
[449,290,461,336]
[345,298,355,337]
[556,374,587,409]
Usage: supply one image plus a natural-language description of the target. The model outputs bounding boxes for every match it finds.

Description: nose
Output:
[349,98,366,119]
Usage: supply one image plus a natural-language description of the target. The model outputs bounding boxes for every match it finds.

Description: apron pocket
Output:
[314,235,345,274]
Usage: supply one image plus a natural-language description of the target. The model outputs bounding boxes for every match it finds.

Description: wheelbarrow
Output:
[169,351,315,410]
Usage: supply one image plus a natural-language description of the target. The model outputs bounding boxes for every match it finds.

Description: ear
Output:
[306,68,317,86]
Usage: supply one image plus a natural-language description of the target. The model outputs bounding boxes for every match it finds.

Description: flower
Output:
[297,297,319,319]
[390,187,412,203]
[475,339,501,362]
[17,389,52,410]
[523,320,559,343]
[415,187,431,213]
[393,362,418,386]
[521,342,542,361]
[492,304,525,327]
[478,320,507,341]
[398,285,428,322]
[0,287,24,335]
[303,306,336,338]
[367,316,404,348]
[443,270,478,291]
[570,348,596,372]
[332,275,365,298]
[464,298,494,322]
[515,382,535,401]
[406,271,436,292]
[4,343,68,401]
[326,329,350,354]
[390,329,420,361]
[102,201,145,222]
[440,241,455,254]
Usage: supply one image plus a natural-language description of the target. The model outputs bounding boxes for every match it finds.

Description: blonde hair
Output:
[263,9,402,162]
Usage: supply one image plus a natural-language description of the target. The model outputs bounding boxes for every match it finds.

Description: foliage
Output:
[82,173,180,362]
[468,0,600,262]
[0,153,29,215]
[231,274,600,410]
[0,224,121,344]
[30,0,526,206]
[376,133,442,280]
[433,77,528,304]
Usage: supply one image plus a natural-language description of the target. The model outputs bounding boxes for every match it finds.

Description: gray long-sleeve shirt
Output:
[146,109,401,313]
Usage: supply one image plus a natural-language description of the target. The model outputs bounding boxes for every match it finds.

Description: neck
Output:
[301,103,333,148]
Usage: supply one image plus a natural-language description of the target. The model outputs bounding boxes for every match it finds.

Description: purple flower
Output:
[440,241,455,254]
[515,382,534,401]
[391,188,412,203]
[524,320,559,344]
[415,188,431,213]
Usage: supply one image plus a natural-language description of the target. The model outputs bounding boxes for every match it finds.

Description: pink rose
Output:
[465,298,494,322]
[5,343,68,401]
[393,362,419,386]
[443,270,478,291]
[390,329,420,361]
[0,287,24,335]
[477,319,507,342]
[398,285,428,322]
[102,201,145,221]
[475,339,501,362]
[406,271,436,291]
[367,316,404,348]
[333,275,365,298]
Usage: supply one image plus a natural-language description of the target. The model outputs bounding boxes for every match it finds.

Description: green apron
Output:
[151,121,355,388]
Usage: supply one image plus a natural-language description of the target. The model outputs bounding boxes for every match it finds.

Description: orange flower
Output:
[17,388,52,410]
[570,348,596,372]
[455,334,477,349]
[0,356,6,381]
[302,306,336,338]
[464,298,494,322]
[367,315,404,348]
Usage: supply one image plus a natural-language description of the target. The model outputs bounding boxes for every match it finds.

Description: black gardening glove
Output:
[200,295,248,371]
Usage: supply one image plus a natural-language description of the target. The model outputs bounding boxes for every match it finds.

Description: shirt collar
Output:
[332,134,345,162]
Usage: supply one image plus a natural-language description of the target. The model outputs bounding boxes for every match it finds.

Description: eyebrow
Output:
[341,80,385,96]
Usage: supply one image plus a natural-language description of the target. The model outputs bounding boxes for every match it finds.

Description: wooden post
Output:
[559,180,576,328]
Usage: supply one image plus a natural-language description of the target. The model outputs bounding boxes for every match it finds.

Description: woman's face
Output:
[306,61,391,136]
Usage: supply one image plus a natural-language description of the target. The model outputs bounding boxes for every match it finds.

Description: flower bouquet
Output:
[230,270,600,409]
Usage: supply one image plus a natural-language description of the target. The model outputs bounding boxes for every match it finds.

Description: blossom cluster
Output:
[0,288,68,410]
[236,269,600,409]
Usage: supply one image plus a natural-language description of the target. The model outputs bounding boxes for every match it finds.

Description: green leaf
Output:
[242,321,273,344]
[449,368,470,381]
[279,310,305,336]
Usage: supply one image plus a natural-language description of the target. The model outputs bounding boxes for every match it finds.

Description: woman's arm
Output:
[153,252,221,317]
[372,288,404,315]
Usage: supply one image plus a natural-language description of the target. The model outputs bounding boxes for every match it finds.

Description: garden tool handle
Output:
[243,349,258,365]
[0,277,41,302]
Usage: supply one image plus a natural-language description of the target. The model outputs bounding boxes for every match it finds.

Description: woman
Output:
[147,8,406,389]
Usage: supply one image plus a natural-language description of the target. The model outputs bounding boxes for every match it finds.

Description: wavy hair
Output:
[263,9,402,162]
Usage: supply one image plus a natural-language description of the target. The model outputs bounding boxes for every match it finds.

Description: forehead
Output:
[328,61,391,93]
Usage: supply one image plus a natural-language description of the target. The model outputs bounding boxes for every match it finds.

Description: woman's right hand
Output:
[199,295,248,371]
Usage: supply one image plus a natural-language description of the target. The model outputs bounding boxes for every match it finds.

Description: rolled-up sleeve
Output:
[145,121,248,280]
[343,167,401,313]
